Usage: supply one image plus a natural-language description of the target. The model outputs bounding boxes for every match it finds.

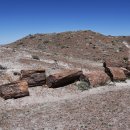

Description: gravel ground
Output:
[0,81,130,130]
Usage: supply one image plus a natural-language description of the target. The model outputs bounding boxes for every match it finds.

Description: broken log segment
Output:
[120,67,130,78]
[105,67,126,82]
[20,70,46,87]
[0,80,29,100]
[46,70,83,88]
[103,60,127,68]
[126,61,130,70]
[81,71,110,87]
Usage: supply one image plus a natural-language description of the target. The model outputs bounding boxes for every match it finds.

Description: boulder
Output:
[121,67,130,78]
[20,70,46,87]
[105,67,126,82]
[81,71,110,87]
[126,61,130,70]
[0,80,29,100]
[46,70,83,88]
[103,60,127,68]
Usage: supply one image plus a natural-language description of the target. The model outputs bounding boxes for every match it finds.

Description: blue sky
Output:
[0,0,130,44]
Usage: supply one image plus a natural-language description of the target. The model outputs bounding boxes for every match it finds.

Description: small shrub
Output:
[119,47,123,52]
[13,72,21,76]
[32,55,40,60]
[53,52,58,55]
[44,40,50,43]
[61,45,69,49]
[112,43,115,46]
[29,34,35,39]
[92,45,96,49]
[123,57,128,62]
[37,44,46,50]
[12,49,16,52]
[18,42,23,45]
[57,33,61,36]
[38,38,42,41]
[67,37,71,39]
[76,81,90,91]
[0,65,7,70]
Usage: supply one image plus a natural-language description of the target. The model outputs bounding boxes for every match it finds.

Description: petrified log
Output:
[46,70,83,88]
[0,80,29,100]
[121,67,130,78]
[103,60,127,68]
[105,67,126,82]
[20,70,46,87]
[126,61,130,70]
[81,71,110,87]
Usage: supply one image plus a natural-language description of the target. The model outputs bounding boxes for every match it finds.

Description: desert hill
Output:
[5,30,130,62]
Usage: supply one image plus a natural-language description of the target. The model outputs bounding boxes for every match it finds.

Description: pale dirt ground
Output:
[0,81,130,130]
[0,46,130,130]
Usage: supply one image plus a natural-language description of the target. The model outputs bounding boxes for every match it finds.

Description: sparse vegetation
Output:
[123,57,128,62]
[119,47,123,52]
[37,44,46,50]
[92,45,96,49]
[0,65,7,70]
[61,45,69,49]
[29,34,35,39]
[5,30,129,63]
[18,42,24,45]
[38,38,42,41]
[76,81,90,91]
[44,40,50,43]
[32,55,40,60]
[13,72,21,76]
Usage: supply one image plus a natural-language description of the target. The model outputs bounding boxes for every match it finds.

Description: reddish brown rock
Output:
[20,70,46,87]
[126,61,130,70]
[103,60,127,68]
[105,67,126,82]
[46,70,83,88]
[120,67,130,78]
[0,80,29,100]
[81,71,110,87]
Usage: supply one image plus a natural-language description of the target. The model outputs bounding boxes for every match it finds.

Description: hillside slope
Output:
[5,30,130,62]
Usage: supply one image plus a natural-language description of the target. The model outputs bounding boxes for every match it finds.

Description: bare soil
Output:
[0,81,130,130]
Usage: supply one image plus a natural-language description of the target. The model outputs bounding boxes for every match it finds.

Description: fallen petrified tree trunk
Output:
[81,71,110,87]
[105,67,126,82]
[120,67,130,78]
[126,61,130,70]
[20,70,46,87]
[46,70,83,88]
[0,80,29,100]
[103,60,127,68]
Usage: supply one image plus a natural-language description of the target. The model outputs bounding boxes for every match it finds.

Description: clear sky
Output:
[0,0,130,44]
